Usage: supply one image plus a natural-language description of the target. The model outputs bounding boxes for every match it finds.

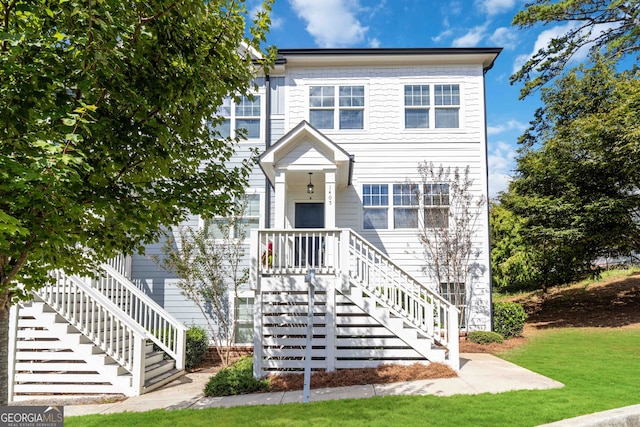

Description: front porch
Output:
[250,228,460,377]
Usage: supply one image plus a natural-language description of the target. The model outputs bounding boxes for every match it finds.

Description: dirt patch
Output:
[268,362,457,391]
[513,273,640,329]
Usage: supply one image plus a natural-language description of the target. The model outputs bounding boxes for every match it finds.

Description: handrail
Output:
[257,228,342,276]
[37,270,148,390]
[345,229,458,351]
[90,264,187,370]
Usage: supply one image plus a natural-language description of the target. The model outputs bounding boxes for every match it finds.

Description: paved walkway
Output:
[58,353,563,417]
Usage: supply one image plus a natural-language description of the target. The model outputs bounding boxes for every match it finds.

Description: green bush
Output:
[493,302,527,338]
[186,325,209,370]
[467,330,504,345]
[204,356,269,397]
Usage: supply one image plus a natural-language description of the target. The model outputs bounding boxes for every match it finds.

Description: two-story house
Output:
[8,47,500,399]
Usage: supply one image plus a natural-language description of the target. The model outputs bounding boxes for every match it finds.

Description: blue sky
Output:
[247,0,587,197]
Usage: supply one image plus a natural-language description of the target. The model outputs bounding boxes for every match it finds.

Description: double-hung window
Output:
[205,193,261,240]
[215,95,261,139]
[434,84,459,128]
[403,84,460,129]
[423,183,450,228]
[363,184,388,229]
[309,86,335,129]
[234,297,254,344]
[309,85,364,130]
[404,85,429,128]
[393,184,419,228]
[362,183,449,230]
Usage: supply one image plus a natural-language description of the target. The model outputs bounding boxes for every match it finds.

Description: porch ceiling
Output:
[259,120,354,187]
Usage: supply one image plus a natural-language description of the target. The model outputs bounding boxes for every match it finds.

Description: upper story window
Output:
[404,84,460,129]
[434,85,459,128]
[363,183,450,230]
[309,85,364,130]
[216,95,261,140]
[404,85,429,129]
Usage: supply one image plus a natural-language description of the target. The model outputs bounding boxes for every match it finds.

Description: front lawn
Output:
[67,327,640,427]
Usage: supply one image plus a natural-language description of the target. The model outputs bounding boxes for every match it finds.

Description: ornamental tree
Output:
[0,0,274,404]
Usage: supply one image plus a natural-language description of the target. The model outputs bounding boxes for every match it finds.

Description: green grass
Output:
[66,327,640,427]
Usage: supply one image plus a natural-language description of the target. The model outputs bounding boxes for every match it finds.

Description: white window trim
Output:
[399,81,465,132]
[217,89,266,142]
[306,82,369,132]
[361,183,450,231]
[199,189,264,241]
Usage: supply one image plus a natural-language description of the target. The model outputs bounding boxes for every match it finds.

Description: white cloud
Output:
[476,0,517,16]
[452,25,487,47]
[487,119,528,136]
[488,27,518,49]
[368,38,381,48]
[488,141,517,197]
[289,0,368,47]
[432,29,454,44]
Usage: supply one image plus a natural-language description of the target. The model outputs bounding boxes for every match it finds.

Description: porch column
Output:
[274,169,287,229]
[324,169,336,228]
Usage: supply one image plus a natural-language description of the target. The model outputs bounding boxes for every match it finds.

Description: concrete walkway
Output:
[60,353,563,417]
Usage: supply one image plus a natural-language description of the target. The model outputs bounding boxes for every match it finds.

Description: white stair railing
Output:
[252,228,459,365]
[37,270,148,393]
[344,230,458,354]
[89,263,187,371]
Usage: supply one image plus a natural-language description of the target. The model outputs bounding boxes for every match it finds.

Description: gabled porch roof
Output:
[259,121,354,188]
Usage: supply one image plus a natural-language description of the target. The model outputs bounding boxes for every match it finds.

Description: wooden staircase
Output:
[251,229,459,377]
[9,257,187,400]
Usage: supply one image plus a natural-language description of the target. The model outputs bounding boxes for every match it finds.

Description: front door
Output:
[294,203,324,267]
[294,203,324,228]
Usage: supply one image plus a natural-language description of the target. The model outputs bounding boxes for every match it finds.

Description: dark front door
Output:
[294,203,324,267]
[295,203,324,228]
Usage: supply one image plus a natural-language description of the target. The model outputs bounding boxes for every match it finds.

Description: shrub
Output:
[493,302,527,338]
[186,325,209,370]
[467,330,504,345]
[204,356,269,397]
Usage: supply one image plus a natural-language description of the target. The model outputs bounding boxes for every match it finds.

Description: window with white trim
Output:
[403,84,460,129]
[404,85,429,128]
[309,85,364,130]
[424,183,450,228]
[393,184,419,228]
[434,85,459,128]
[204,193,261,239]
[234,297,254,344]
[362,183,449,230]
[363,184,388,229]
[215,95,261,139]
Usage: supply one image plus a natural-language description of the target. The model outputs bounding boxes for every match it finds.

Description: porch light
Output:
[307,172,315,194]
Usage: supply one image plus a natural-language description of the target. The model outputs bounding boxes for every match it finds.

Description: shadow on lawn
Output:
[519,273,640,329]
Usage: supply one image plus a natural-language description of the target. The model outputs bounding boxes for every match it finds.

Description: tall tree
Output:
[0,0,274,404]
[511,0,640,97]
[503,59,640,291]
[489,202,538,292]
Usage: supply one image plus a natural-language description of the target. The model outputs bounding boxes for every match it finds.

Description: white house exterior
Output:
[134,48,501,372]
[8,48,501,400]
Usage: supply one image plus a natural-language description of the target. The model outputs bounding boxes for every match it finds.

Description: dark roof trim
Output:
[276,47,502,73]
[277,47,502,56]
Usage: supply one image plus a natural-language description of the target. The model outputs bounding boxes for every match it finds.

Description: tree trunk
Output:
[0,300,10,406]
